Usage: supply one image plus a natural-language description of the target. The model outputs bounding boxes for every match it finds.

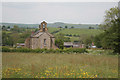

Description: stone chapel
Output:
[25,21,57,49]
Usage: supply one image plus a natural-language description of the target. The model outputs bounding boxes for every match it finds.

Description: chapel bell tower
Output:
[39,21,48,32]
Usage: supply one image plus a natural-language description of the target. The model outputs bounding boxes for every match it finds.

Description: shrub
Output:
[33,49,42,53]
[2,46,87,54]
[15,48,31,52]
[2,46,11,52]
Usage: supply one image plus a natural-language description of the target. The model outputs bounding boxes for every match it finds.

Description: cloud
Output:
[2,2,118,24]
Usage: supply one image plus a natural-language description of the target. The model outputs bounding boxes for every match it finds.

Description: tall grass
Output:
[2,53,118,78]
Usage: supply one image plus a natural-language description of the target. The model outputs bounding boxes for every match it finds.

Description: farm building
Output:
[25,21,57,49]
[64,42,85,48]
[64,42,73,48]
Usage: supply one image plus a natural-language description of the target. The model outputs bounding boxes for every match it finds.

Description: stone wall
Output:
[39,33,51,49]
[25,38,31,48]
[51,38,57,49]
[31,38,40,49]
[25,32,57,49]
[30,33,51,49]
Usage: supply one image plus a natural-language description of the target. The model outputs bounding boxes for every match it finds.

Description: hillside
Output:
[56,28,103,36]
[48,22,99,29]
[1,22,99,29]
[51,28,103,42]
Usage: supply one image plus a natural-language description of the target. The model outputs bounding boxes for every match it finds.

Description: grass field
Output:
[2,52,118,78]
[56,28,103,36]
[48,27,60,33]
[47,28,103,42]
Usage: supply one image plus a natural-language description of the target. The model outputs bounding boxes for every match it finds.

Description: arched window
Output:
[44,39,46,45]
[43,24,45,28]
[43,24,45,31]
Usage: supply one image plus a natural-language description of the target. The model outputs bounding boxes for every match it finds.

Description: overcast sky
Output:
[1,2,118,24]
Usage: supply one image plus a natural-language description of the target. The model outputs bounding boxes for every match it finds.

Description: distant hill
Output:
[0,23,39,28]
[0,22,99,29]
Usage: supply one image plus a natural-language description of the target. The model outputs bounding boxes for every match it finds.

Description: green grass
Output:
[47,28,103,42]
[47,27,103,36]
[48,27,60,33]
[70,37,80,42]
[2,52,118,78]
[57,28,103,36]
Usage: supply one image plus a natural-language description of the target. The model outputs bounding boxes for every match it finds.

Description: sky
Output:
[1,2,118,24]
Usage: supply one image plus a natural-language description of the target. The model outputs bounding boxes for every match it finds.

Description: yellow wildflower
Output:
[95,75,97,77]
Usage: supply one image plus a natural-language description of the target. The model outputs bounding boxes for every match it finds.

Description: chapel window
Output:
[44,39,46,45]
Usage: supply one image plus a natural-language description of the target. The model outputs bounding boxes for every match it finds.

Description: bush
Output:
[2,46,87,54]
[33,49,43,53]
[2,46,11,52]
[68,48,87,53]
[16,48,31,52]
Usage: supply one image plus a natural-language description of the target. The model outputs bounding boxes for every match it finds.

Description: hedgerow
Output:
[2,46,87,54]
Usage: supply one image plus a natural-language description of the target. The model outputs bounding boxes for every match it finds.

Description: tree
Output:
[2,32,14,46]
[65,26,68,28]
[2,25,6,30]
[10,33,20,45]
[34,28,39,32]
[99,7,119,30]
[101,19,120,52]
[58,26,62,28]
[12,25,20,32]
[96,6,120,53]
[89,26,92,29]
[71,26,74,28]
[55,39,64,49]
[55,33,71,49]
[55,33,64,49]
[7,26,10,29]
[64,37,71,42]
[94,34,102,48]
[84,37,92,48]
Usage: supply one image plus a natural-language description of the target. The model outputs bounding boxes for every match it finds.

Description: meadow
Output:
[2,52,118,78]
[48,28,103,42]
[56,28,103,36]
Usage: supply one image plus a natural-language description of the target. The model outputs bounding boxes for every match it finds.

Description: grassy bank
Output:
[2,52,118,78]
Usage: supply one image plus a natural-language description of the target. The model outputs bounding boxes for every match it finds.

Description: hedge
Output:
[2,46,88,54]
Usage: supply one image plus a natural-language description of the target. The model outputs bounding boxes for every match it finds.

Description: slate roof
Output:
[64,42,80,47]
[31,30,54,38]
[64,42,73,46]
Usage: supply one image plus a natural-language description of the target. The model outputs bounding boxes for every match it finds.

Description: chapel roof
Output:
[31,31,54,38]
